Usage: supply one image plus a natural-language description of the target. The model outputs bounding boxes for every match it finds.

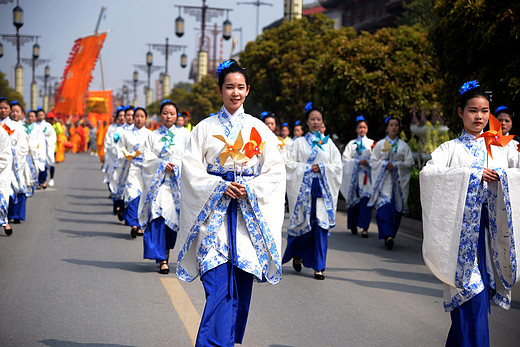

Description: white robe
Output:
[340,136,374,209]
[177,106,286,284]
[25,123,46,191]
[37,120,56,167]
[368,136,414,212]
[1,117,29,197]
[138,124,190,231]
[420,131,520,311]
[0,128,13,225]
[113,125,152,203]
[102,123,118,184]
[285,132,342,236]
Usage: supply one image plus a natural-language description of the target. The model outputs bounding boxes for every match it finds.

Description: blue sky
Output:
[0,0,313,106]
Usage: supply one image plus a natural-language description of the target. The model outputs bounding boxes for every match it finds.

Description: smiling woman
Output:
[177,60,286,347]
[420,80,520,346]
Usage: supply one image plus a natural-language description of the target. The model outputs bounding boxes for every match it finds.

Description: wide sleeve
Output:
[284,139,312,220]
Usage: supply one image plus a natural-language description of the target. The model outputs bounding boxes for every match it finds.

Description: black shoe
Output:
[4,226,13,236]
[361,230,369,238]
[385,237,394,250]
[12,219,21,224]
[130,227,138,239]
[314,271,325,280]
[117,208,124,222]
[351,227,358,235]
[292,258,302,273]
[159,262,170,274]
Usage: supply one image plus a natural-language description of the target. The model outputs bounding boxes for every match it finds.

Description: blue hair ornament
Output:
[11,100,20,106]
[281,122,289,127]
[384,116,391,124]
[216,60,234,76]
[161,99,172,105]
[459,80,480,96]
[260,111,269,119]
[295,120,301,126]
[495,105,508,114]
[116,106,124,113]
[36,107,43,112]
[304,102,313,113]
[356,115,365,122]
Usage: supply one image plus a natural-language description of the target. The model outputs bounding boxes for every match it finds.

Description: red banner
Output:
[53,32,107,118]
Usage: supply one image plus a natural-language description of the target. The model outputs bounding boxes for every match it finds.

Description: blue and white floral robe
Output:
[113,124,152,204]
[367,136,414,213]
[0,127,13,226]
[177,105,285,284]
[340,136,374,209]
[102,123,119,185]
[138,124,190,231]
[420,131,520,312]
[24,122,46,195]
[284,132,342,236]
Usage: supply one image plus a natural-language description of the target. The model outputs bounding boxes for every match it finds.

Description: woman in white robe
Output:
[105,108,126,219]
[282,103,342,280]
[339,115,374,238]
[495,105,519,150]
[178,60,285,346]
[420,81,520,346]
[35,108,56,189]
[367,117,413,250]
[114,107,151,238]
[0,103,13,235]
[138,100,190,274]
[4,101,29,225]
[24,110,46,196]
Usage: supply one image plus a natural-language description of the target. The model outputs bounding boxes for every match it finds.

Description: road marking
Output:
[160,277,201,346]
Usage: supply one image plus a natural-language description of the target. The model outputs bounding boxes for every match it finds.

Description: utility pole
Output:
[237,0,273,37]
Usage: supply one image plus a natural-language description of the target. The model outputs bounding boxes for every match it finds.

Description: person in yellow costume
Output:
[48,113,66,163]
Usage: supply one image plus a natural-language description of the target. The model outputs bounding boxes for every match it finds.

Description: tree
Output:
[430,0,520,133]
[396,0,439,31]
[240,14,338,123]
[317,24,439,142]
[0,72,25,107]
[240,14,441,143]
[186,75,221,124]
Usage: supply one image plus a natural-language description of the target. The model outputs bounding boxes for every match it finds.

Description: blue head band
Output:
[459,80,480,96]
[216,60,234,76]
[356,115,365,122]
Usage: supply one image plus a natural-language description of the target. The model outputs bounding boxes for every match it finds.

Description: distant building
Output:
[266,0,406,33]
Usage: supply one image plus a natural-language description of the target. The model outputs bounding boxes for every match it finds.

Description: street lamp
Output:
[148,38,186,100]
[30,42,40,109]
[0,42,3,59]
[175,7,184,38]
[175,1,232,81]
[13,3,24,96]
[223,11,232,41]
[122,84,128,105]
[181,48,187,69]
[43,65,50,112]
[133,70,138,105]
[145,50,153,106]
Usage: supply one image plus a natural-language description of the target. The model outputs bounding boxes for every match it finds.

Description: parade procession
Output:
[1,1,520,347]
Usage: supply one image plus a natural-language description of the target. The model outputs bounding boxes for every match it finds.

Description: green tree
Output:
[240,14,338,123]
[430,0,520,133]
[396,0,439,31]
[318,24,439,142]
[186,75,221,124]
[147,81,193,115]
[0,72,25,107]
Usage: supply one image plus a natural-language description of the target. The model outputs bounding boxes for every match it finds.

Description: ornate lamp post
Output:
[0,42,3,59]
[237,1,272,37]
[145,50,153,106]
[148,37,187,98]
[43,64,50,112]
[175,1,232,82]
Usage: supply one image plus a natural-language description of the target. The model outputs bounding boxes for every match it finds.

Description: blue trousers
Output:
[143,217,176,262]
[196,263,254,347]
[348,197,371,230]
[282,177,328,271]
[38,169,47,185]
[446,207,490,347]
[123,196,140,228]
[376,201,402,240]
[8,193,26,221]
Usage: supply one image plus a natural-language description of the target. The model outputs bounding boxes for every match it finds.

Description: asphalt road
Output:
[1,152,519,347]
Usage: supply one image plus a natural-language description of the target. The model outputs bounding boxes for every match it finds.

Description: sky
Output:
[0,0,315,107]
